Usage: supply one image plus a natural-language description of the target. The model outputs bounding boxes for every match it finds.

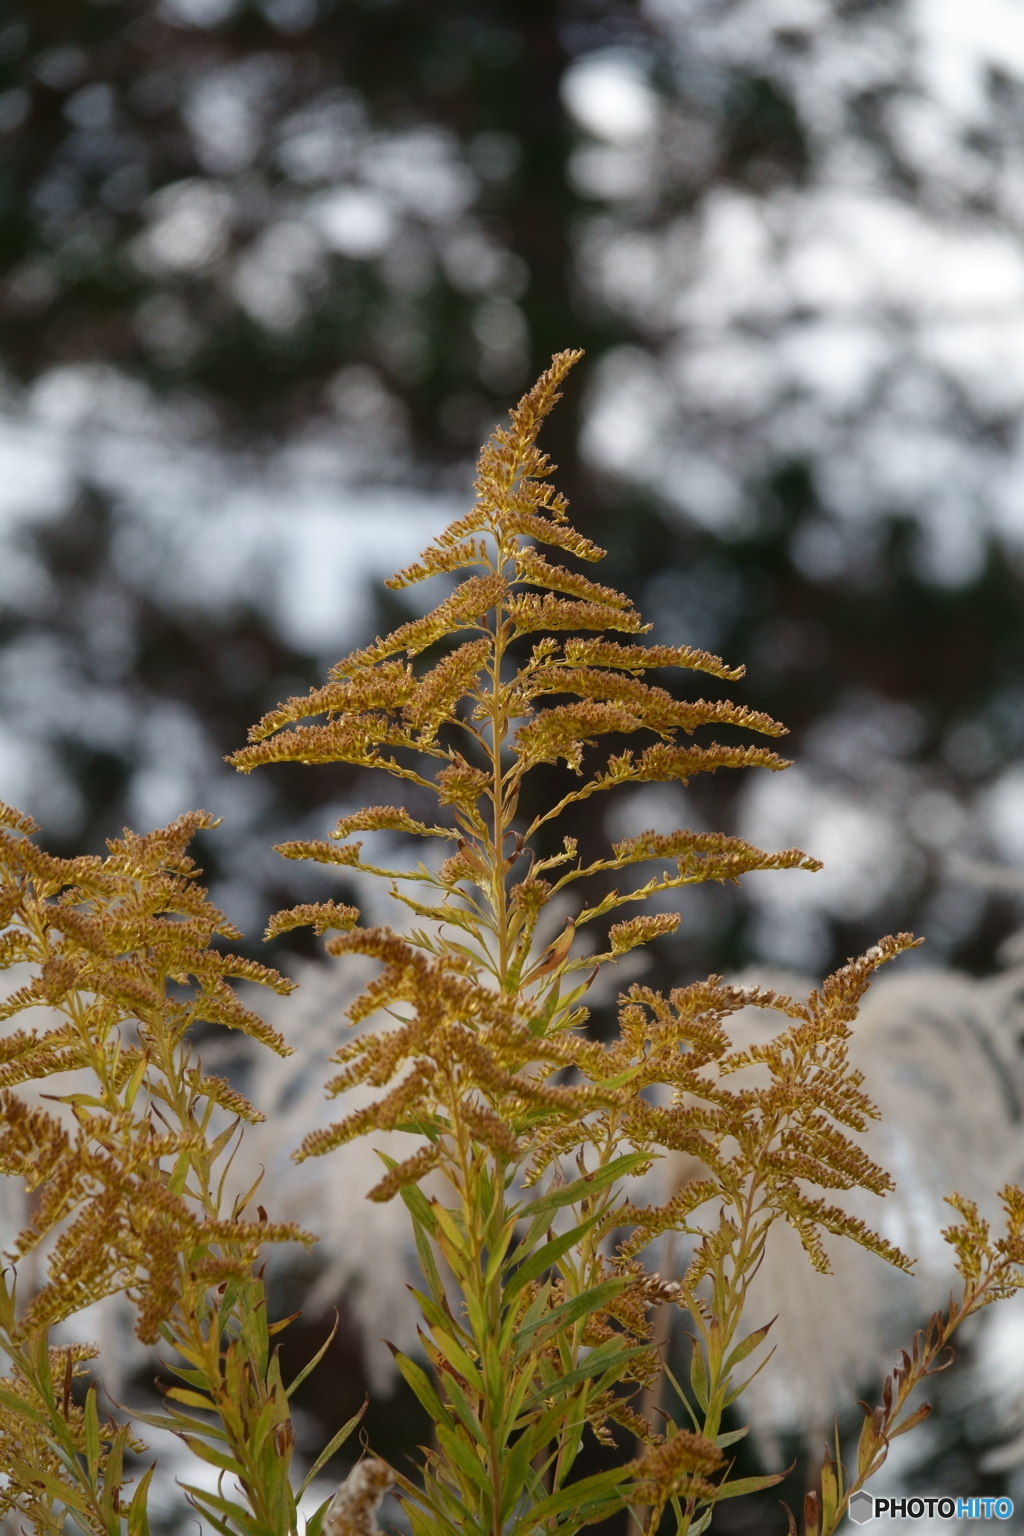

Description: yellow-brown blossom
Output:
[0,807,308,1343]
[223,353,944,1536]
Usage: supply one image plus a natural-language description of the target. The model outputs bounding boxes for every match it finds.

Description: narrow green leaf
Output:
[180,1483,256,1536]
[512,1467,629,1530]
[520,1153,650,1226]
[500,1429,545,1522]
[162,1386,217,1412]
[18,1467,93,1514]
[500,1359,545,1443]
[122,1050,150,1110]
[482,1213,520,1292]
[412,1219,446,1304]
[405,1489,468,1536]
[722,1343,776,1407]
[167,1147,193,1196]
[516,1500,623,1536]
[304,1495,333,1536]
[723,1318,775,1375]
[0,1269,17,1331]
[521,1340,652,1410]
[127,1463,155,1536]
[519,1394,580,1451]
[703,1471,787,1502]
[391,1349,453,1431]
[210,1117,242,1161]
[268,1310,302,1338]
[429,1325,484,1394]
[439,1368,484,1443]
[479,1340,505,1434]
[409,1284,460,1339]
[404,1474,475,1533]
[179,1434,246,1475]
[512,1277,628,1352]
[101,1424,127,1509]
[463,1284,490,1351]
[181,1503,240,1536]
[167,1364,211,1389]
[242,1395,278,1460]
[662,1360,702,1431]
[689,1339,709,1411]
[180,1485,252,1519]
[716,1425,749,1448]
[501,1278,552,1356]
[231,1166,266,1220]
[504,1216,598,1304]
[127,1403,219,1436]
[0,1384,47,1425]
[400,1177,438,1235]
[32,1333,56,1399]
[431,1202,472,1265]
[84,1384,101,1480]
[296,1406,367,1496]
[238,1293,271,1377]
[436,1422,491,1493]
[288,1319,346,1404]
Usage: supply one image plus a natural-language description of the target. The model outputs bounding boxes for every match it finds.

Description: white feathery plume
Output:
[321,1457,394,1536]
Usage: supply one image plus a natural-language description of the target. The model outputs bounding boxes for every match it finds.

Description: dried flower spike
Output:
[228,353,975,1536]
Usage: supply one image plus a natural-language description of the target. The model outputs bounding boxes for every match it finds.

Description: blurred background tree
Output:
[5,0,1024,1524]
[5,0,1024,984]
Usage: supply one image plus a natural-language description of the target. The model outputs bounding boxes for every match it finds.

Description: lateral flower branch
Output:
[798,1186,1024,1536]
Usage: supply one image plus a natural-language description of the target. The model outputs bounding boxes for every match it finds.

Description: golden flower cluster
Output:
[0,805,305,1345]
[0,804,345,1534]
[226,352,950,1535]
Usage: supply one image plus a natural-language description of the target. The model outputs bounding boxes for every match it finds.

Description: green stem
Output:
[488,547,511,990]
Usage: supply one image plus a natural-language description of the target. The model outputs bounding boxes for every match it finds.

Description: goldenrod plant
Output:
[796,1186,1024,1536]
[227,350,1024,1535]
[1,350,1023,1535]
[0,810,362,1536]
[693,960,1024,1462]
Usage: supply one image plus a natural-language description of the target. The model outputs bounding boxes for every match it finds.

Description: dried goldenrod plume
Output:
[799,1182,1024,1536]
[0,805,301,1342]
[0,1339,146,1534]
[222,350,1024,1536]
[0,804,362,1535]
[609,939,919,1281]
[699,960,1024,1464]
[629,1427,725,1535]
[230,352,823,1197]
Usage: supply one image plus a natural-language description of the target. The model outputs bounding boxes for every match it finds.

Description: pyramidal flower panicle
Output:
[222,353,1024,1536]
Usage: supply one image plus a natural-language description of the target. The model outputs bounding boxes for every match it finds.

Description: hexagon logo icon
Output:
[849,1491,875,1525]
